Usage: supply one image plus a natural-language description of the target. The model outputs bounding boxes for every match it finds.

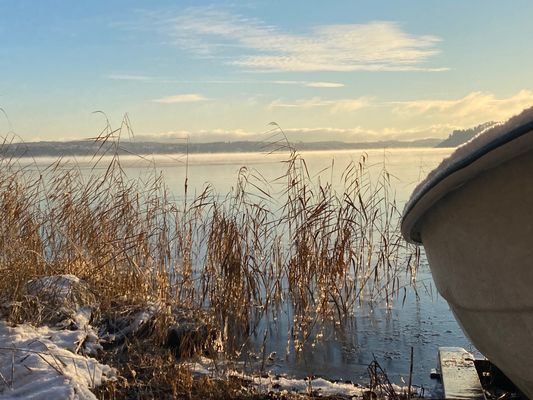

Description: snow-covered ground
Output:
[188,356,420,398]
[0,321,115,399]
[0,274,422,399]
[0,275,115,399]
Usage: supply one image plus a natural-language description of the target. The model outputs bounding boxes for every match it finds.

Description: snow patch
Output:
[0,321,115,399]
[184,356,421,398]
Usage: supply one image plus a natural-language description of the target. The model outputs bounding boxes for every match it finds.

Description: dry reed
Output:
[0,117,419,397]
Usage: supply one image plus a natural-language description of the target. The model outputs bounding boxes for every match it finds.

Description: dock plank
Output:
[439,347,486,400]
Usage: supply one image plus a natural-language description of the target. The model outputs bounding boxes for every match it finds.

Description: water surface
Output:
[26,147,478,388]
[142,147,477,388]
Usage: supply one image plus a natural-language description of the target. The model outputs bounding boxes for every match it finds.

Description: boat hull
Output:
[420,150,533,398]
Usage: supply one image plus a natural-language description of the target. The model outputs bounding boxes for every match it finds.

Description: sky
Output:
[1,0,533,143]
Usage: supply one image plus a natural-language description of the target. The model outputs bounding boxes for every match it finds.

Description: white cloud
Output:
[140,90,533,142]
[392,90,533,126]
[283,126,454,142]
[108,74,154,81]
[304,82,345,88]
[283,127,377,142]
[152,93,209,104]
[155,8,445,72]
[331,99,370,113]
[107,74,343,88]
[136,129,252,143]
[269,97,335,109]
[269,97,370,113]
[137,125,444,144]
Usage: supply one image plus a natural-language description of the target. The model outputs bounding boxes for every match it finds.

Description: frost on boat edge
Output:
[401,106,533,244]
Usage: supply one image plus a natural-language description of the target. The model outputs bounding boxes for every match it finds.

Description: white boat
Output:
[402,107,533,398]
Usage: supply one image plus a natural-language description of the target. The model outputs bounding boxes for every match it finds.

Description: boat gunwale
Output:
[401,119,533,244]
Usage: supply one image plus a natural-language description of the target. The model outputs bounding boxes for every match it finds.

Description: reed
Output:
[0,118,419,396]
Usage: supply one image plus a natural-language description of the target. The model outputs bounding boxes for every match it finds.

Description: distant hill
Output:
[436,122,497,148]
[0,138,441,158]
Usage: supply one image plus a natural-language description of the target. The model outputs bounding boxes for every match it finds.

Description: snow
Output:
[0,273,424,398]
[257,375,364,397]
[404,106,533,233]
[0,275,114,399]
[186,356,421,398]
[192,357,365,397]
[0,321,115,399]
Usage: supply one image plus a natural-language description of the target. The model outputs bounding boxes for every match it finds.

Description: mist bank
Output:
[1,138,443,157]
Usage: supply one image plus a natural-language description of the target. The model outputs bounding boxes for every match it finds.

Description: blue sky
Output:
[1,0,533,142]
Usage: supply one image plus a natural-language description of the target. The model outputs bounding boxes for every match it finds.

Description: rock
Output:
[98,303,158,346]
[165,307,217,358]
[99,304,217,358]
[362,390,377,400]
[166,319,215,358]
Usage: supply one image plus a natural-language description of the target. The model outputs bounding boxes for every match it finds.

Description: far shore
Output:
[1,138,450,159]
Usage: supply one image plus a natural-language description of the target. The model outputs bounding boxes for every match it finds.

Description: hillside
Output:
[0,121,504,157]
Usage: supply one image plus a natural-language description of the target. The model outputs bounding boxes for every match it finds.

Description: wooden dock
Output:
[438,347,486,400]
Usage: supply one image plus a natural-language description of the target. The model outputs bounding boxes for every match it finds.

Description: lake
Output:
[26,147,478,390]
[129,147,477,389]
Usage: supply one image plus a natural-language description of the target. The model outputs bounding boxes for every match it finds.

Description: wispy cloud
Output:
[136,125,447,144]
[269,97,334,109]
[331,99,371,112]
[392,90,533,125]
[152,93,208,104]
[269,97,370,112]
[304,82,345,88]
[108,74,154,81]
[151,8,445,72]
[136,129,253,143]
[282,126,445,142]
[108,74,344,88]
[283,127,378,142]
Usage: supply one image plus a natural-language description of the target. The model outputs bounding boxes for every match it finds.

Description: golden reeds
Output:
[0,118,419,396]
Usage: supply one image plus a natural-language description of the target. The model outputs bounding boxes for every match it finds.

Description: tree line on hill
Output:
[436,121,496,148]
